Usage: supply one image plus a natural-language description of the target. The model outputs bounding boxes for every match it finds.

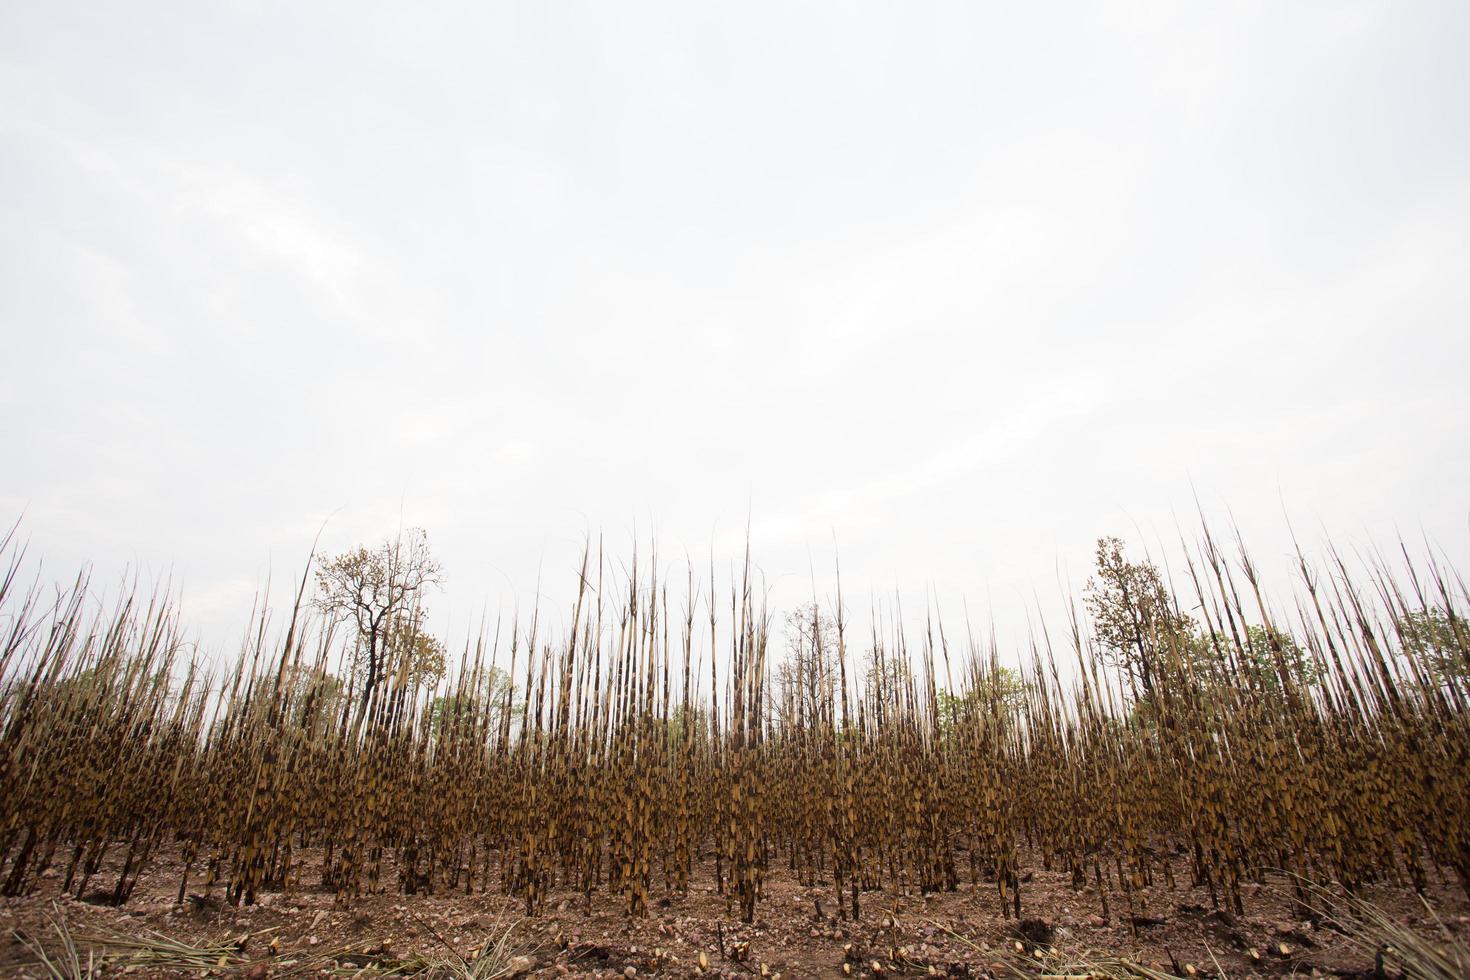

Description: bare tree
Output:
[314,528,443,708]
[775,602,838,728]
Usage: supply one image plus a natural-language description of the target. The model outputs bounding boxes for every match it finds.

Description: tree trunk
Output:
[362,624,381,708]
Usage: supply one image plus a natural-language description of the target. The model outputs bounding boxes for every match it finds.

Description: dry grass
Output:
[1293,879,1470,980]
[10,901,534,978]
[11,904,98,980]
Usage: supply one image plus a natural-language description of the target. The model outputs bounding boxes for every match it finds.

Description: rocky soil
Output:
[2,847,1465,978]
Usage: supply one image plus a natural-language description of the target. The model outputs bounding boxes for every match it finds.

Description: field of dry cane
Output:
[0,521,1467,978]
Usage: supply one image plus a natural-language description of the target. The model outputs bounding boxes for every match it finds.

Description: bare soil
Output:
[2,846,1466,978]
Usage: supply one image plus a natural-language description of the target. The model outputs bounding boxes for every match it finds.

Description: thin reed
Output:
[1,518,1466,938]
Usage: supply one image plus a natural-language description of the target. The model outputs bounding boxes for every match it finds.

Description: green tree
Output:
[1083,536,1193,699]
[655,703,712,749]
[936,666,1027,734]
[1188,623,1318,694]
[429,665,520,739]
[1395,607,1469,686]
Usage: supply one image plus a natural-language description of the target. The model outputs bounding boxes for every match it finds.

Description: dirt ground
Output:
[2,845,1466,978]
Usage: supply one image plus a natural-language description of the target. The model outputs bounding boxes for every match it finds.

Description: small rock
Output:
[506,955,534,976]
[624,967,638,979]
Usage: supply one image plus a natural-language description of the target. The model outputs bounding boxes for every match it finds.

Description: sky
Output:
[2,1,1468,667]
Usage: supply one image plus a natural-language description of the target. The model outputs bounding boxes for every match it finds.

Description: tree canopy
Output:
[314,528,444,708]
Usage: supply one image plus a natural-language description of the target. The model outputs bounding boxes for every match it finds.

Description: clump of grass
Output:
[1299,881,1470,980]
[12,903,98,980]
[12,902,269,977]
[407,910,531,979]
[71,925,254,972]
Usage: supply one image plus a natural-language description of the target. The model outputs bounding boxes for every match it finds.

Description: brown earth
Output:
[2,846,1466,979]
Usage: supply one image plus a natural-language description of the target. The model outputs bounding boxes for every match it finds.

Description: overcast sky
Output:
[2,2,1468,662]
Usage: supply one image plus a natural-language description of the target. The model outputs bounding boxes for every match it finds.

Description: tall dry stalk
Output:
[0,520,1466,938]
